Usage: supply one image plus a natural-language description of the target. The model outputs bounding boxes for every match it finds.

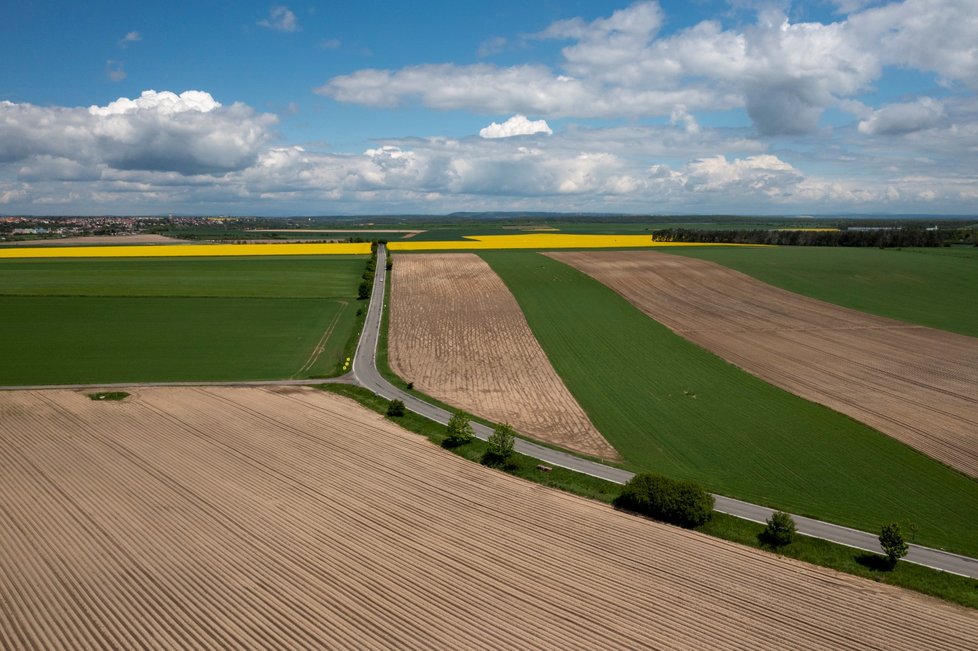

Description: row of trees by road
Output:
[386,400,912,568]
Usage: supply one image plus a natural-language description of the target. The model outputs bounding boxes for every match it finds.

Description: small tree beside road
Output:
[879,522,909,567]
[761,511,796,547]
[444,412,475,448]
[482,423,516,466]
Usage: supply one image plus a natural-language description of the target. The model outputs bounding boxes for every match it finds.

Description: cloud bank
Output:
[318,0,978,136]
[2,87,973,215]
[2,2,976,215]
[0,91,276,176]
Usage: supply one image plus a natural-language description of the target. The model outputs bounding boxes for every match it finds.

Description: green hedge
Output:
[614,473,714,528]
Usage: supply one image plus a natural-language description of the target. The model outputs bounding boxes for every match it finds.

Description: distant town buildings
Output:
[0,215,241,241]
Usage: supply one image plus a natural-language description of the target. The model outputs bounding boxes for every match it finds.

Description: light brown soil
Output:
[2,233,184,246]
[550,250,978,477]
[1,387,975,650]
[389,253,616,459]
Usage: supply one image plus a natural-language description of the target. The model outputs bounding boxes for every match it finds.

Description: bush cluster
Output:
[358,281,371,300]
[761,511,796,547]
[386,399,406,417]
[482,423,516,467]
[613,473,714,528]
[444,412,475,447]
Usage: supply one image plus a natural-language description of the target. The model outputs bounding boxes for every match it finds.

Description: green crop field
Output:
[481,250,978,557]
[0,255,366,384]
[661,246,978,337]
[150,228,345,241]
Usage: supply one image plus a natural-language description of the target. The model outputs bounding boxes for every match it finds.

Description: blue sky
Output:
[1,1,976,215]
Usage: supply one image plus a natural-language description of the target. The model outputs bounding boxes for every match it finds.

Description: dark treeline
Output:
[650,227,960,247]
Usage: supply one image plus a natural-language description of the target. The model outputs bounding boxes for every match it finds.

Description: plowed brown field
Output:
[1,387,975,650]
[550,250,978,477]
[389,253,616,459]
[2,233,182,246]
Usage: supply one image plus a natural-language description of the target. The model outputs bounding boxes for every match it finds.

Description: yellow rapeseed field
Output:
[389,233,750,251]
[0,233,752,259]
[0,241,373,259]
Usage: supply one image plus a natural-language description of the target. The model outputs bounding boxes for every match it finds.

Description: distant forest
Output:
[651,226,977,248]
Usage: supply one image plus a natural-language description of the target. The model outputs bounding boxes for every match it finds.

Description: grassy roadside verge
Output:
[320,297,368,378]
[323,383,619,502]
[312,252,378,378]
[321,382,978,610]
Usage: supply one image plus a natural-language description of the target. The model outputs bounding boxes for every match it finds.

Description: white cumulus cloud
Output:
[0,90,276,175]
[479,115,553,139]
[685,154,802,195]
[858,97,945,135]
[88,90,222,116]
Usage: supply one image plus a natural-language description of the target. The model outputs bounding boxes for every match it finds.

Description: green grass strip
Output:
[321,383,978,610]
[323,384,619,502]
[479,250,978,558]
[0,256,366,299]
[87,391,129,401]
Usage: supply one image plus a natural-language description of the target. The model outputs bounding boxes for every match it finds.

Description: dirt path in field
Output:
[0,387,974,650]
[388,253,617,459]
[292,301,348,378]
[550,250,978,477]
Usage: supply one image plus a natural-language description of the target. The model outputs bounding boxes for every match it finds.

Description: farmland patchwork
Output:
[388,253,617,459]
[550,250,978,478]
[481,250,978,557]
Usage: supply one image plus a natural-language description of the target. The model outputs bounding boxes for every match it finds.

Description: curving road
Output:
[352,245,978,580]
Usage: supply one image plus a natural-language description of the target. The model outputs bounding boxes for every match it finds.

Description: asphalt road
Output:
[352,245,978,580]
